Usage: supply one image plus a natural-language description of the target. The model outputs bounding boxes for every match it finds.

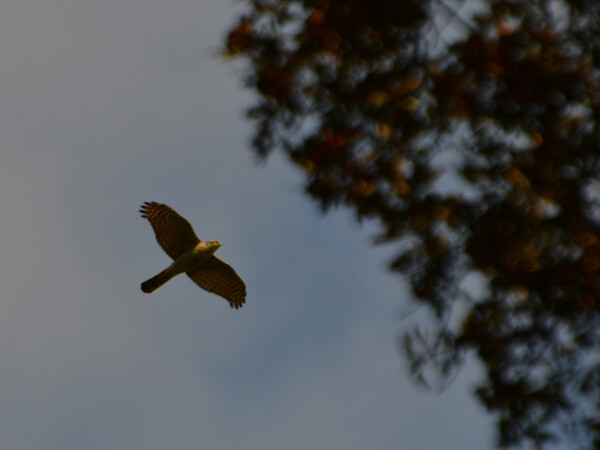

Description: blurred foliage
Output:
[224,0,600,447]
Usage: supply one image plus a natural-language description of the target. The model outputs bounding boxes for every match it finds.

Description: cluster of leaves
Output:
[224,0,600,447]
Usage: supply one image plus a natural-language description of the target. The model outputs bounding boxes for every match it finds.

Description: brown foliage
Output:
[224,0,600,447]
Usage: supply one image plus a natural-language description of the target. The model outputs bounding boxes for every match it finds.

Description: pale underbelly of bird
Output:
[141,245,219,293]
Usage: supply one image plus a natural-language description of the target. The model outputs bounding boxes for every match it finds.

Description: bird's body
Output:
[140,202,246,309]
[141,241,221,294]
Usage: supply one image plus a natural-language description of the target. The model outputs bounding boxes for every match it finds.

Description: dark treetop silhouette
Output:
[224,0,600,447]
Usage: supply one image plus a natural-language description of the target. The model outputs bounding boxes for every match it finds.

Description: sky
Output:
[0,1,494,449]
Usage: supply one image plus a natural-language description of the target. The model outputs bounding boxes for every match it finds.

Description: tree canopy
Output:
[224,0,600,447]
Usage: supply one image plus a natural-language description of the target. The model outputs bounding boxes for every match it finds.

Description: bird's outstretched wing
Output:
[140,202,200,260]
[186,257,247,309]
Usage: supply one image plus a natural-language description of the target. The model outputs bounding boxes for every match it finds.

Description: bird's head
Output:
[206,241,222,252]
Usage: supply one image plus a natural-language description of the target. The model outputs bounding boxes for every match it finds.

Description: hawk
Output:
[140,201,246,309]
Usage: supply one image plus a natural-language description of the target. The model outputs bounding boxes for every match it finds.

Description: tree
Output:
[224,0,600,447]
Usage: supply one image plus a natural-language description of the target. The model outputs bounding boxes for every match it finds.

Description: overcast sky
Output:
[0,1,494,449]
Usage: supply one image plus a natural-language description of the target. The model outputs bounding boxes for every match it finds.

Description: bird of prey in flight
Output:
[140,201,246,309]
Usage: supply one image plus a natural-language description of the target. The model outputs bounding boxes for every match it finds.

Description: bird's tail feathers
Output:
[141,269,174,293]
